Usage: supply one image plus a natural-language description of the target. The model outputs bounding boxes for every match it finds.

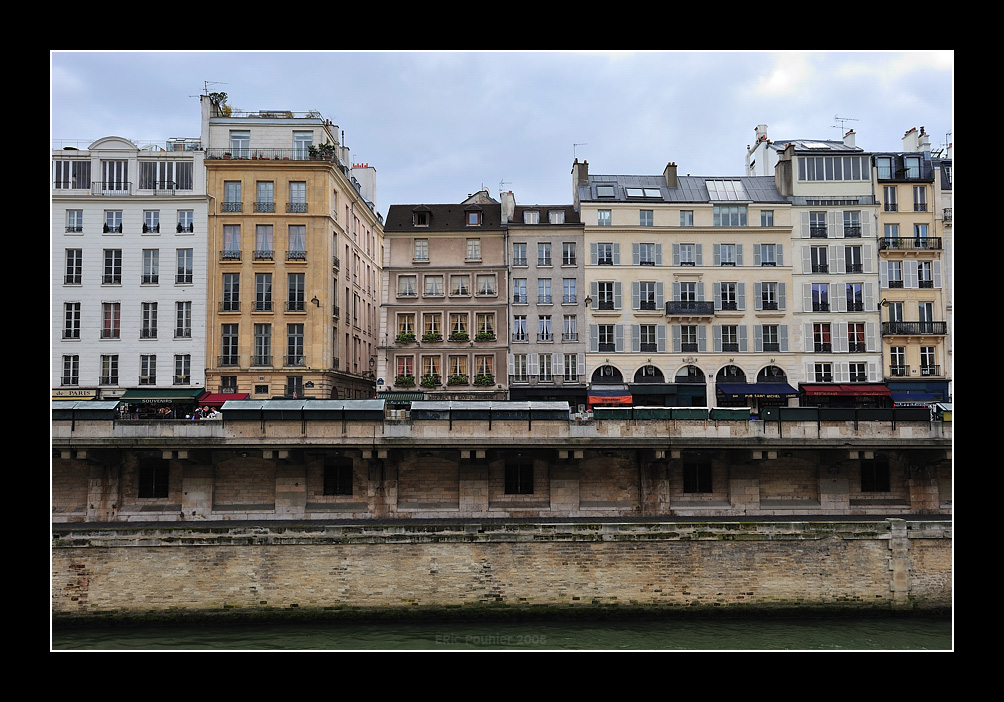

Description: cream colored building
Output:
[201,94,383,399]
[573,160,797,411]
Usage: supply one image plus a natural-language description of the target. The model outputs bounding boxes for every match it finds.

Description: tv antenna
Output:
[832,115,859,134]
[499,179,512,193]
[192,80,227,98]
[573,143,588,159]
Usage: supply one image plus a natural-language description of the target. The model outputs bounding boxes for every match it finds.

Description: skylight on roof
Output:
[596,185,615,197]
[626,187,662,198]
[705,180,748,201]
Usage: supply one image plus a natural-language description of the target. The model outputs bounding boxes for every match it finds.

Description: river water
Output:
[52,615,951,651]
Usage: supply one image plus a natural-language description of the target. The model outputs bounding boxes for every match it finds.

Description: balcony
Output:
[102,275,121,285]
[254,250,274,261]
[598,343,616,352]
[882,321,947,335]
[287,250,307,261]
[252,355,272,367]
[175,328,192,339]
[220,301,240,312]
[287,202,308,214]
[847,342,866,353]
[512,333,528,342]
[332,305,340,319]
[513,257,527,267]
[253,300,273,312]
[761,302,779,311]
[206,148,341,163]
[811,264,828,273]
[538,258,552,266]
[666,301,714,317]
[597,257,614,266]
[943,208,952,223]
[287,301,306,312]
[914,203,928,212]
[718,301,737,311]
[843,226,862,238]
[142,275,159,284]
[814,343,832,353]
[884,203,898,212]
[142,223,160,233]
[879,237,942,251]
[888,365,910,377]
[177,223,195,233]
[222,201,242,213]
[332,255,340,270]
[846,301,864,312]
[563,295,577,304]
[254,202,275,213]
[846,263,863,273]
[762,343,780,352]
[812,303,830,312]
[640,342,657,353]
[538,295,552,304]
[220,250,242,262]
[537,333,553,342]
[174,375,190,385]
[810,226,827,238]
[920,365,941,376]
[681,343,699,352]
[285,355,306,367]
[513,294,527,304]
[218,355,239,367]
[722,343,739,353]
[562,332,578,342]
[563,257,576,266]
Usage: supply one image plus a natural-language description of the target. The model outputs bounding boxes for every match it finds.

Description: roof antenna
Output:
[573,143,588,160]
[831,115,859,134]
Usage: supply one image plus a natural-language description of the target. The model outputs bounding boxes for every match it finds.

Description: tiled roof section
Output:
[512,204,581,223]
[384,203,504,232]
[579,175,786,204]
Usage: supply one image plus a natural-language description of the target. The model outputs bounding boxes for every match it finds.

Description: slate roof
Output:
[384,202,504,232]
[579,174,787,204]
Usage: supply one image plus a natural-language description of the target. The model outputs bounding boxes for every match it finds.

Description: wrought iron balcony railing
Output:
[666,301,714,316]
[879,237,942,251]
[882,321,947,335]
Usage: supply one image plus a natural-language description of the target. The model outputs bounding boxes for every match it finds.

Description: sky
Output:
[50,51,953,218]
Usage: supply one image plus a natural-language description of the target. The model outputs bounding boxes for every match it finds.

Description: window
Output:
[174,301,192,339]
[713,206,747,227]
[66,210,83,233]
[255,273,273,311]
[414,239,429,262]
[285,376,304,398]
[220,375,238,394]
[62,355,79,386]
[477,274,496,296]
[809,211,827,238]
[100,355,119,385]
[757,243,779,266]
[888,301,904,323]
[102,303,120,339]
[538,278,552,304]
[539,353,553,381]
[683,458,712,493]
[846,283,864,312]
[813,323,832,353]
[798,155,869,181]
[253,324,272,366]
[138,459,169,499]
[562,278,576,304]
[549,210,565,225]
[288,273,305,312]
[223,181,242,212]
[761,210,774,226]
[466,210,482,226]
[174,355,190,384]
[597,209,611,226]
[640,209,653,226]
[861,457,890,493]
[396,356,415,379]
[323,459,353,496]
[905,156,921,179]
[556,315,575,343]
[718,244,737,267]
[596,243,614,265]
[639,324,658,352]
[141,302,158,339]
[538,315,553,342]
[883,186,898,212]
[423,313,442,337]
[222,273,240,312]
[596,185,615,197]
[843,211,861,238]
[103,249,122,284]
[720,324,740,352]
[680,210,694,226]
[287,225,306,260]
[638,243,657,266]
[677,243,697,266]
[638,281,658,310]
[523,210,539,224]
[921,347,937,376]
[848,323,866,353]
[814,362,833,383]
[512,315,527,342]
[563,353,579,381]
[398,313,415,335]
[476,313,494,337]
[287,324,305,366]
[476,355,494,380]
[844,246,862,273]
[177,210,194,233]
[422,355,441,382]
[140,355,157,385]
[256,181,275,213]
[505,459,534,495]
[562,242,576,266]
[890,347,907,376]
[513,278,527,304]
[229,130,250,158]
[810,246,828,273]
[63,303,80,339]
[220,324,239,366]
[812,283,829,312]
[222,225,241,259]
[424,275,444,297]
[467,238,481,261]
[142,249,159,284]
[512,354,529,382]
[65,249,82,285]
[919,261,934,288]
[448,274,469,297]
[914,224,929,241]
[760,324,780,353]
[143,210,160,234]
[597,281,616,310]
[538,242,552,266]
[449,313,468,337]
[398,275,417,297]
[255,225,274,259]
[876,158,893,180]
[886,261,903,288]
[174,248,193,285]
[53,160,90,189]
[293,131,313,160]
[598,324,616,352]
[760,282,780,311]
[718,282,738,311]
[101,161,128,193]
[513,243,527,266]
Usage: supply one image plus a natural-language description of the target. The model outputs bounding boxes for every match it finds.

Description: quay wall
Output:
[52,520,951,620]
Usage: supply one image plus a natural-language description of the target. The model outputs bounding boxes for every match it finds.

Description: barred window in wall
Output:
[140,161,193,190]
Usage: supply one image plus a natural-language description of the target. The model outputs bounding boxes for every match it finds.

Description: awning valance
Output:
[197,392,250,407]
[801,384,891,397]
[717,382,798,398]
[121,388,206,403]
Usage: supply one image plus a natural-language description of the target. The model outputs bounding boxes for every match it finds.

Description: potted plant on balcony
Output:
[223,152,232,160]
[449,331,469,342]
[395,374,415,388]
[475,331,495,342]
[420,375,439,388]
[422,332,442,343]
[396,331,416,344]
[474,374,494,386]
[447,374,469,386]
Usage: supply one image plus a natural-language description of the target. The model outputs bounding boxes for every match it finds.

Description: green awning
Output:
[120,388,205,403]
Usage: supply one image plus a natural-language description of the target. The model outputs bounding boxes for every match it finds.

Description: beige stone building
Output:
[200,94,383,399]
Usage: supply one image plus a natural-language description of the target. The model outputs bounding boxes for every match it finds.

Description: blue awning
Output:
[716,382,798,398]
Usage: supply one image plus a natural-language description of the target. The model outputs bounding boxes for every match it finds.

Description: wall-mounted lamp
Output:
[311,296,320,307]
[584,295,592,307]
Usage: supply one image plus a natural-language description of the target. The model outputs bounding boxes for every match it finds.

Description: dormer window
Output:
[596,185,615,198]
[466,210,482,226]
[549,210,565,224]
[414,211,429,227]
[524,210,540,224]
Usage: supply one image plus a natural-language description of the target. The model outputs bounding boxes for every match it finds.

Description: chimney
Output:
[902,126,919,152]
[572,159,589,211]
[500,191,516,223]
[918,126,931,152]
[663,162,678,189]
[843,129,856,148]
[755,124,769,142]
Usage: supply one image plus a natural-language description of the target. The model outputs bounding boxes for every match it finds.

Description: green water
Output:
[52,616,951,651]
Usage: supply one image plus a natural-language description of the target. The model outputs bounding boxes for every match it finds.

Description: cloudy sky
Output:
[51,51,953,217]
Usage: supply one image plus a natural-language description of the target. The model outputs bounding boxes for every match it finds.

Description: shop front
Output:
[119,388,207,419]
[799,383,891,409]
[715,382,798,417]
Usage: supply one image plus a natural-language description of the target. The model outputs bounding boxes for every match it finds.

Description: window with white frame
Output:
[222,225,241,258]
[287,225,306,259]
[813,323,832,352]
[713,205,747,227]
[177,210,194,233]
[476,313,494,337]
[538,278,552,304]
[680,210,694,226]
[477,274,496,296]
[760,282,780,310]
[920,347,937,375]
[846,283,864,311]
[141,302,158,339]
[563,278,576,304]
[53,160,90,189]
[449,274,470,296]
[890,346,906,376]
[883,185,898,212]
[523,210,539,224]
[398,275,417,297]
[549,210,565,225]
[843,211,861,237]
[414,239,428,261]
[467,238,481,261]
[176,249,193,284]
[222,273,240,312]
[757,243,779,266]
[476,355,494,381]
[255,273,273,311]
[293,131,313,159]
[100,355,119,385]
[596,243,614,265]
[814,362,833,383]
[513,315,527,342]
[255,225,274,259]
[563,353,578,381]
[140,355,157,384]
[811,283,829,312]
[718,243,737,267]
[63,303,80,339]
[639,281,658,310]
[848,362,866,383]
[639,324,658,352]
[142,249,159,284]
[512,354,529,382]
[678,243,697,266]
[223,182,242,212]
[513,243,527,266]
[423,313,441,337]
[719,282,738,311]
[597,209,611,226]
[256,182,274,212]
[562,242,576,265]
[761,210,774,226]
[100,161,128,192]
[143,211,160,234]
[761,324,780,352]
[597,324,616,352]
[538,242,552,266]
[539,353,553,381]
[424,275,444,297]
[810,246,828,273]
[174,355,191,385]
[65,249,82,285]
[102,303,120,339]
[229,130,250,158]
[513,278,527,303]
[62,355,79,386]
[638,242,657,265]
[397,313,415,335]
[287,324,305,366]
[396,356,415,379]
[848,322,866,353]
[640,210,653,226]
[175,301,192,338]
[538,315,552,342]
[66,210,83,233]
[104,211,123,233]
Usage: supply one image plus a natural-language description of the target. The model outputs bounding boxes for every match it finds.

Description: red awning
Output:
[801,384,891,397]
[588,394,632,406]
[197,392,251,407]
